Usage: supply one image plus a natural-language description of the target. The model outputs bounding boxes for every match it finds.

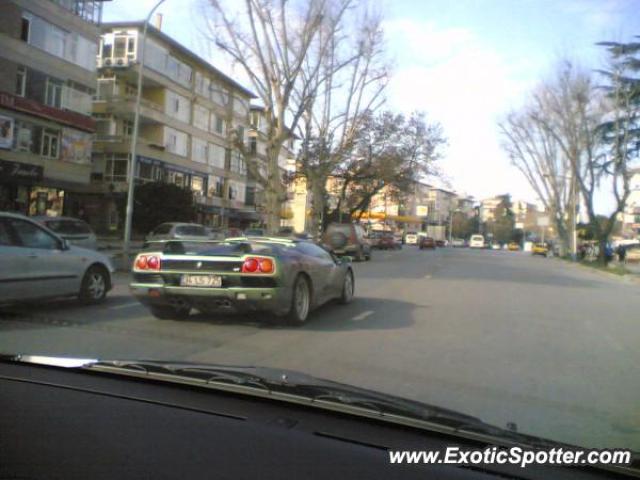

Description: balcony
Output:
[61,86,93,116]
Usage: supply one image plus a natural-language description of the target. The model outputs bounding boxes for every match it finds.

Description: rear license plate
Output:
[180,274,222,287]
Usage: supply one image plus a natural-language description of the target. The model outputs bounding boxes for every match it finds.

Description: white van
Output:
[469,235,485,248]
[405,232,419,245]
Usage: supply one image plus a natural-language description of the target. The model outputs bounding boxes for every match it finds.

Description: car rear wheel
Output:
[339,270,354,304]
[79,266,108,304]
[149,304,191,320]
[287,275,311,325]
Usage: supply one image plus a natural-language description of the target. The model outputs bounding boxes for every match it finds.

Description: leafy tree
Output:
[486,195,515,244]
[324,110,445,227]
[131,182,197,235]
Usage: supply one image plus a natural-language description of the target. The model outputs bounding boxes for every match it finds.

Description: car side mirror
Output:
[60,238,70,251]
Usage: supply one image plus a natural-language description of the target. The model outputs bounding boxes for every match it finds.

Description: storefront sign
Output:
[61,128,92,164]
[0,91,95,133]
[0,159,43,181]
[0,115,14,149]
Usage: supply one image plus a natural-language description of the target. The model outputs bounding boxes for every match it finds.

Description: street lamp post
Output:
[122,0,167,260]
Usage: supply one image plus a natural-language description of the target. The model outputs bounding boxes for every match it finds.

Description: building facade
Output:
[247,105,296,229]
[0,0,107,217]
[82,21,257,233]
[621,168,640,239]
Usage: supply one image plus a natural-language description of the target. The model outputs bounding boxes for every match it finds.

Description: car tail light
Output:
[242,256,275,274]
[134,253,161,271]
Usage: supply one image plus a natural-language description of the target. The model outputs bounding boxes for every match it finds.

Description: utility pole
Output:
[123,0,167,260]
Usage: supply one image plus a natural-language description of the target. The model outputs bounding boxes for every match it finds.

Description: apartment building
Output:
[247,105,296,228]
[620,168,640,238]
[0,0,107,217]
[80,21,256,233]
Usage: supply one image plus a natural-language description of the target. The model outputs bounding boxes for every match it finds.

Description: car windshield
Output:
[2,0,640,463]
[45,219,92,235]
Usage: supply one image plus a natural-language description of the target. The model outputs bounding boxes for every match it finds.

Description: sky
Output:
[102,0,640,205]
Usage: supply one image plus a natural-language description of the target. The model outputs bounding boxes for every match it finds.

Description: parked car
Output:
[490,243,501,250]
[419,236,436,250]
[368,231,383,249]
[451,238,465,248]
[532,243,549,256]
[322,223,371,261]
[244,228,267,237]
[131,237,355,324]
[146,223,210,244]
[205,227,225,241]
[435,239,446,247]
[624,244,640,262]
[0,212,114,305]
[405,231,419,245]
[469,235,485,249]
[32,216,98,250]
[377,232,401,250]
[508,242,520,251]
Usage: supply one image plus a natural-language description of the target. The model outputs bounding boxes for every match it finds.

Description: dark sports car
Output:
[130,237,355,325]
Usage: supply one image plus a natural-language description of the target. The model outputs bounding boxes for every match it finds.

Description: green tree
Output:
[131,182,197,235]
[488,194,515,244]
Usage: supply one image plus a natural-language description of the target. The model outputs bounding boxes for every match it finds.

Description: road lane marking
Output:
[351,310,373,321]
[109,302,140,310]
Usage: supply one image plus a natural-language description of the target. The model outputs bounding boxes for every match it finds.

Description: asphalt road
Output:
[1,247,639,451]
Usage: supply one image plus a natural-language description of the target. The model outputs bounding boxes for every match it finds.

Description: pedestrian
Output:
[617,245,626,264]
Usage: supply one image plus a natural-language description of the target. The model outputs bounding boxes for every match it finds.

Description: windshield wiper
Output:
[84,360,547,447]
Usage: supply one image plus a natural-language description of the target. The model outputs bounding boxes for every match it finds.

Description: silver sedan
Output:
[0,212,115,305]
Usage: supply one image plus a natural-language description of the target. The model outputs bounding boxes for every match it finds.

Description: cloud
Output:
[384,19,538,201]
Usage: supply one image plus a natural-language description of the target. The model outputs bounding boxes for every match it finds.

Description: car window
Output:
[175,225,207,236]
[296,242,333,260]
[327,224,352,235]
[9,219,60,250]
[0,220,14,246]
[45,219,92,235]
[152,224,173,235]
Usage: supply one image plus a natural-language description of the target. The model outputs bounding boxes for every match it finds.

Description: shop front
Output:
[0,158,44,214]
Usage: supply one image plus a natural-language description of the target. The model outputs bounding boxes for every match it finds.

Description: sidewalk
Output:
[97,236,144,272]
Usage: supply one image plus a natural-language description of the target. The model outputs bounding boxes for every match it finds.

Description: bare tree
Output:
[499,89,573,254]
[203,0,352,232]
[502,51,639,264]
[295,4,389,235]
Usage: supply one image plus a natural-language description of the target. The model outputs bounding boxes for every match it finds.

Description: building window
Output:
[123,120,133,137]
[137,162,156,181]
[15,67,26,97]
[45,78,63,108]
[105,154,129,182]
[214,114,225,134]
[191,176,204,193]
[21,15,31,42]
[249,137,257,154]
[41,129,60,159]
[167,170,187,188]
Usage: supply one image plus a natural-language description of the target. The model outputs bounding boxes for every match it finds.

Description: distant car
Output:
[131,237,355,324]
[32,216,98,250]
[0,212,114,305]
[469,235,485,249]
[322,223,371,261]
[435,239,446,248]
[405,232,419,245]
[146,223,210,244]
[419,236,436,250]
[490,243,501,250]
[508,242,520,251]
[532,243,549,256]
[625,244,640,262]
[377,232,401,250]
[451,238,465,248]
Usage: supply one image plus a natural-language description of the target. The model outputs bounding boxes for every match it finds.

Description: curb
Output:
[553,257,640,285]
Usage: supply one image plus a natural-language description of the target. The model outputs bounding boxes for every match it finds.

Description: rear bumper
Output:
[130,283,291,314]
